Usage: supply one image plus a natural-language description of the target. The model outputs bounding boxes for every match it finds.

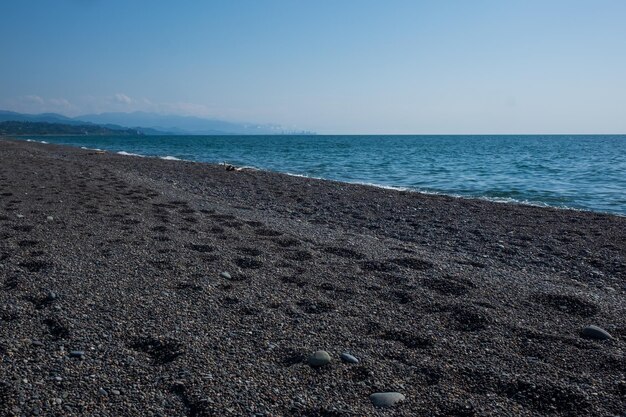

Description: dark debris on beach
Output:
[0,139,625,416]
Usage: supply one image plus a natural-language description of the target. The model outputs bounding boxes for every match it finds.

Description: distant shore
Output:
[0,138,624,416]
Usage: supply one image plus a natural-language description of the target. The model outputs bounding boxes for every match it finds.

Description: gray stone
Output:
[340,352,359,364]
[111,389,121,395]
[46,216,54,222]
[69,350,85,358]
[46,291,57,301]
[308,350,331,367]
[370,392,405,408]
[220,271,232,279]
[581,325,612,340]
[98,388,108,396]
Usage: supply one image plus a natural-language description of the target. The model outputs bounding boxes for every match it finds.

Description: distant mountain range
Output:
[0,121,142,136]
[0,110,314,135]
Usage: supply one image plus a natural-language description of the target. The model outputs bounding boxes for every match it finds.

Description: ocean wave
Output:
[160,155,181,160]
[117,151,144,157]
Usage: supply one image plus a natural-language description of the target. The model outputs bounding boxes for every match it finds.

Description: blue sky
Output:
[1,0,626,133]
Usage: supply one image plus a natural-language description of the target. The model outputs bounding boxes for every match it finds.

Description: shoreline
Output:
[0,138,624,416]
[12,136,626,219]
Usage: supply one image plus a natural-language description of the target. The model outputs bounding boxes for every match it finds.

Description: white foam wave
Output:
[117,151,144,157]
[160,155,181,161]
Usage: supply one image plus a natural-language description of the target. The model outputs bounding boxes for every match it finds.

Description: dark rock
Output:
[340,352,359,364]
[581,325,612,340]
[308,350,331,367]
[370,392,405,407]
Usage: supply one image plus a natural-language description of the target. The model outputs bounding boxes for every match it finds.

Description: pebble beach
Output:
[0,138,624,416]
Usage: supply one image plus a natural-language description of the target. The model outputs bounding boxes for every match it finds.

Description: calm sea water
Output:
[23,135,626,216]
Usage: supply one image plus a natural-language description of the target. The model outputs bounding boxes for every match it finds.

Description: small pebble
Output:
[111,389,121,395]
[69,350,85,358]
[54,398,62,405]
[308,350,331,367]
[340,352,359,364]
[46,291,57,301]
[53,376,62,382]
[220,271,232,279]
[98,388,108,396]
[581,325,612,340]
[46,216,54,221]
[31,340,44,347]
[16,214,24,218]
[370,392,406,408]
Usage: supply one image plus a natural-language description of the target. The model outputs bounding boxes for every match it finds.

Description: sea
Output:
[21,135,626,216]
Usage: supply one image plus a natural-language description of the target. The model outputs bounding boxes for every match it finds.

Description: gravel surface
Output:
[0,138,624,416]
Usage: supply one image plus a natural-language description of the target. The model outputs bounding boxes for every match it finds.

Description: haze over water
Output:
[24,135,626,216]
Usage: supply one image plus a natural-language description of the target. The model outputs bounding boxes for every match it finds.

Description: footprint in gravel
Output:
[380,329,434,349]
[19,260,51,273]
[255,228,283,237]
[285,250,313,261]
[188,244,214,253]
[12,225,34,233]
[360,260,400,272]
[129,336,184,365]
[391,257,434,270]
[322,247,365,259]
[176,282,203,292]
[245,221,264,227]
[43,317,70,339]
[17,240,39,248]
[535,293,599,317]
[448,306,492,332]
[503,379,590,414]
[297,299,335,314]
[210,214,236,222]
[152,225,168,233]
[153,235,171,242]
[236,247,263,257]
[280,275,308,287]
[384,290,413,304]
[423,276,475,296]
[235,257,263,269]
[280,349,306,366]
[456,259,487,269]
[273,237,301,247]
[169,382,211,417]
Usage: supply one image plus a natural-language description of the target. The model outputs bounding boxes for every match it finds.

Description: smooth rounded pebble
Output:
[46,291,57,301]
[581,325,612,340]
[46,216,54,221]
[370,392,406,408]
[308,350,331,367]
[340,352,359,364]
[69,350,85,358]
[220,271,232,279]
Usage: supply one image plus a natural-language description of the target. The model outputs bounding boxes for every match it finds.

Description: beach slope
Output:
[0,139,624,416]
